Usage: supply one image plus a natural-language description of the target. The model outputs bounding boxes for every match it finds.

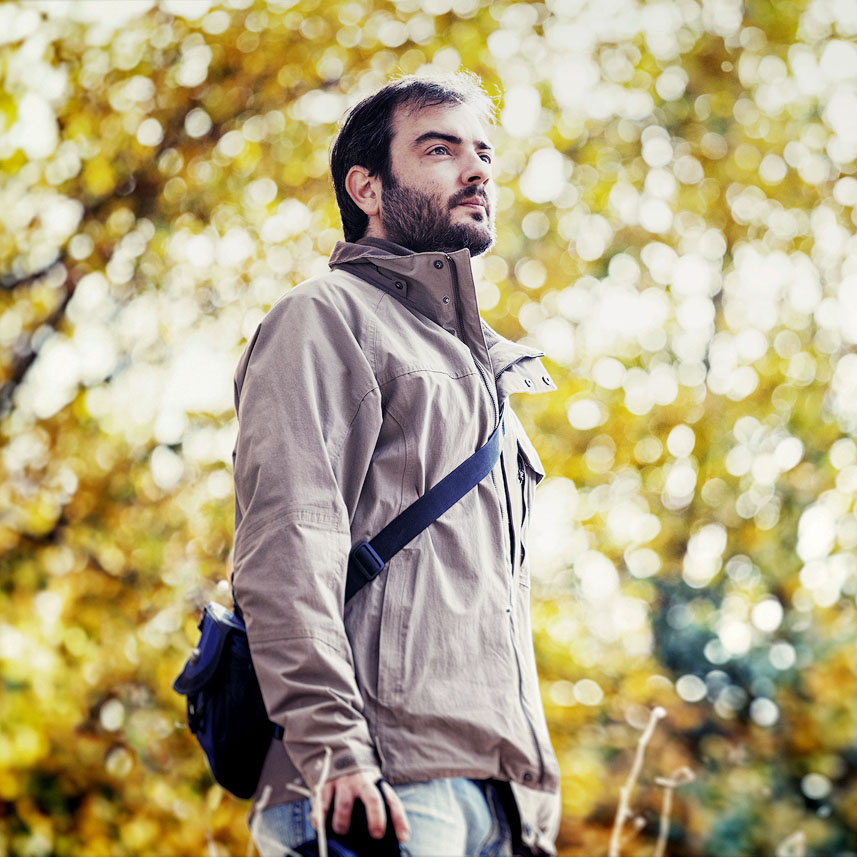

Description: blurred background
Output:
[2,0,857,854]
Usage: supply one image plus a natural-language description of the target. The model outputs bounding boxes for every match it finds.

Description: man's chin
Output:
[436,213,491,252]
[458,225,495,257]
[379,206,494,255]
[466,238,494,257]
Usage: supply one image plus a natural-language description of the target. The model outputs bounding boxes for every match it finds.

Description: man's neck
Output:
[356,236,414,256]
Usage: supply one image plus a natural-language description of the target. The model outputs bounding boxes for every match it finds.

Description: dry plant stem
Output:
[287,747,333,857]
[619,816,647,853]
[246,787,267,857]
[608,706,666,857]
[314,747,333,857]
[775,831,807,857]
[247,784,303,857]
[653,785,673,857]
[248,785,301,857]
[653,767,696,857]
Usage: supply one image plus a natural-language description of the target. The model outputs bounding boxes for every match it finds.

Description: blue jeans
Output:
[251,777,513,857]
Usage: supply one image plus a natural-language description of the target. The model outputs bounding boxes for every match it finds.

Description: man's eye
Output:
[430,145,449,155]
[480,154,492,164]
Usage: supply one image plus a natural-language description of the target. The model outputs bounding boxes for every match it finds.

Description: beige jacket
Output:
[231,238,561,854]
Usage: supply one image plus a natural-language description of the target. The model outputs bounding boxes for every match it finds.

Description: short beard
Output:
[378,171,495,257]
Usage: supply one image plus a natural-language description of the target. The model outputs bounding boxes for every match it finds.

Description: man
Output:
[232,73,560,857]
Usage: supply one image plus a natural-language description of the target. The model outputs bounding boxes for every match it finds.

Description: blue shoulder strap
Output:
[345,406,506,603]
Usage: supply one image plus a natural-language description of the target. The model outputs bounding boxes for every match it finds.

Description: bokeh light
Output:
[3,0,857,855]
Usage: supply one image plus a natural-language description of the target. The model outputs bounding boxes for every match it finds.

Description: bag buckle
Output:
[351,542,384,581]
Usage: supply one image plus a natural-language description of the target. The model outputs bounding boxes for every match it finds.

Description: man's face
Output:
[377,102,496,256]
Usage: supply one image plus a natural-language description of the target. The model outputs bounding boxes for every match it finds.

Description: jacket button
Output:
[442,296,450,304]
[394,281,404,289]
[434,260,444,269]
[523,772,533,782]
[525,378,533,387]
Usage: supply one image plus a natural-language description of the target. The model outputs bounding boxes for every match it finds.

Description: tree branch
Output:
[0,265,77,417]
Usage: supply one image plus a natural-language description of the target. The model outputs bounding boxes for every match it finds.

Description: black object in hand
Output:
[295,781,401,857]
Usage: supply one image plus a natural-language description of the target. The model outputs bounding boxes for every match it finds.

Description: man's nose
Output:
[462,152,490,185]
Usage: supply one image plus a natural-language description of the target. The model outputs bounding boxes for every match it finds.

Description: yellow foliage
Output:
[82,155,118,197]
[2,0,857,854]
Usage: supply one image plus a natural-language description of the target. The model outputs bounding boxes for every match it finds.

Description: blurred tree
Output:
[2,0,857,854]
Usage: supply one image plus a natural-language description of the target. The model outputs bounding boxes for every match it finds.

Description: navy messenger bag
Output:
[173,408,505,800]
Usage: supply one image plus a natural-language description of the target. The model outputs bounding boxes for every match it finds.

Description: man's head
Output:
[330,73,497,256]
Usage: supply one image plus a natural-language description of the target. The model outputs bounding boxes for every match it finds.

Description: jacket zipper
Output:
[444,254,498,422]
[446,253,546,788]
[446,253,507,559]
[445,256,508,559]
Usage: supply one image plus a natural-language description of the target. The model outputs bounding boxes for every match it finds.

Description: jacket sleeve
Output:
[231,288,383,789]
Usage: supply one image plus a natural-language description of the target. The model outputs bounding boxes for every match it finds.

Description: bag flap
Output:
[173,602,245,696]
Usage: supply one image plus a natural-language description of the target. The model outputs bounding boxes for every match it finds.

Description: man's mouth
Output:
[457,197,488,213]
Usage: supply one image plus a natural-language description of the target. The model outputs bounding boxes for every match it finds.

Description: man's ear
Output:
[345,165,381,217]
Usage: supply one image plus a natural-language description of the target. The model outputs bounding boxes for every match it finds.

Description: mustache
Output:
[448,188,490,211]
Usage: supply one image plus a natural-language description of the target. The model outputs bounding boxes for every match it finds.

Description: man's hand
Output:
[315,770,410,843]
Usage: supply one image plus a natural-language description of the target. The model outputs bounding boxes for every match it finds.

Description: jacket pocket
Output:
[376,548,415,708]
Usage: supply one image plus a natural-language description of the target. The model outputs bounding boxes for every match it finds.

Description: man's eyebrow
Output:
[412,131,494,151]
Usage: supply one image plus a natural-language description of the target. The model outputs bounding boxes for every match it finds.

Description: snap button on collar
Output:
[394,280,404,289]
[434,260,444,269]
[442,296,450,304]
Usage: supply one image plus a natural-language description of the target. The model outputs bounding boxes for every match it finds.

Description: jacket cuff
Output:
[294,741,382,790]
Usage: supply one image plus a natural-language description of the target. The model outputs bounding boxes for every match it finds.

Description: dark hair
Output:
[330,72,495,243]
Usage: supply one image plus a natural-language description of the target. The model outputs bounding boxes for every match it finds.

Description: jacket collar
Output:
[328,239,551,387]
[329,238,492,368]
